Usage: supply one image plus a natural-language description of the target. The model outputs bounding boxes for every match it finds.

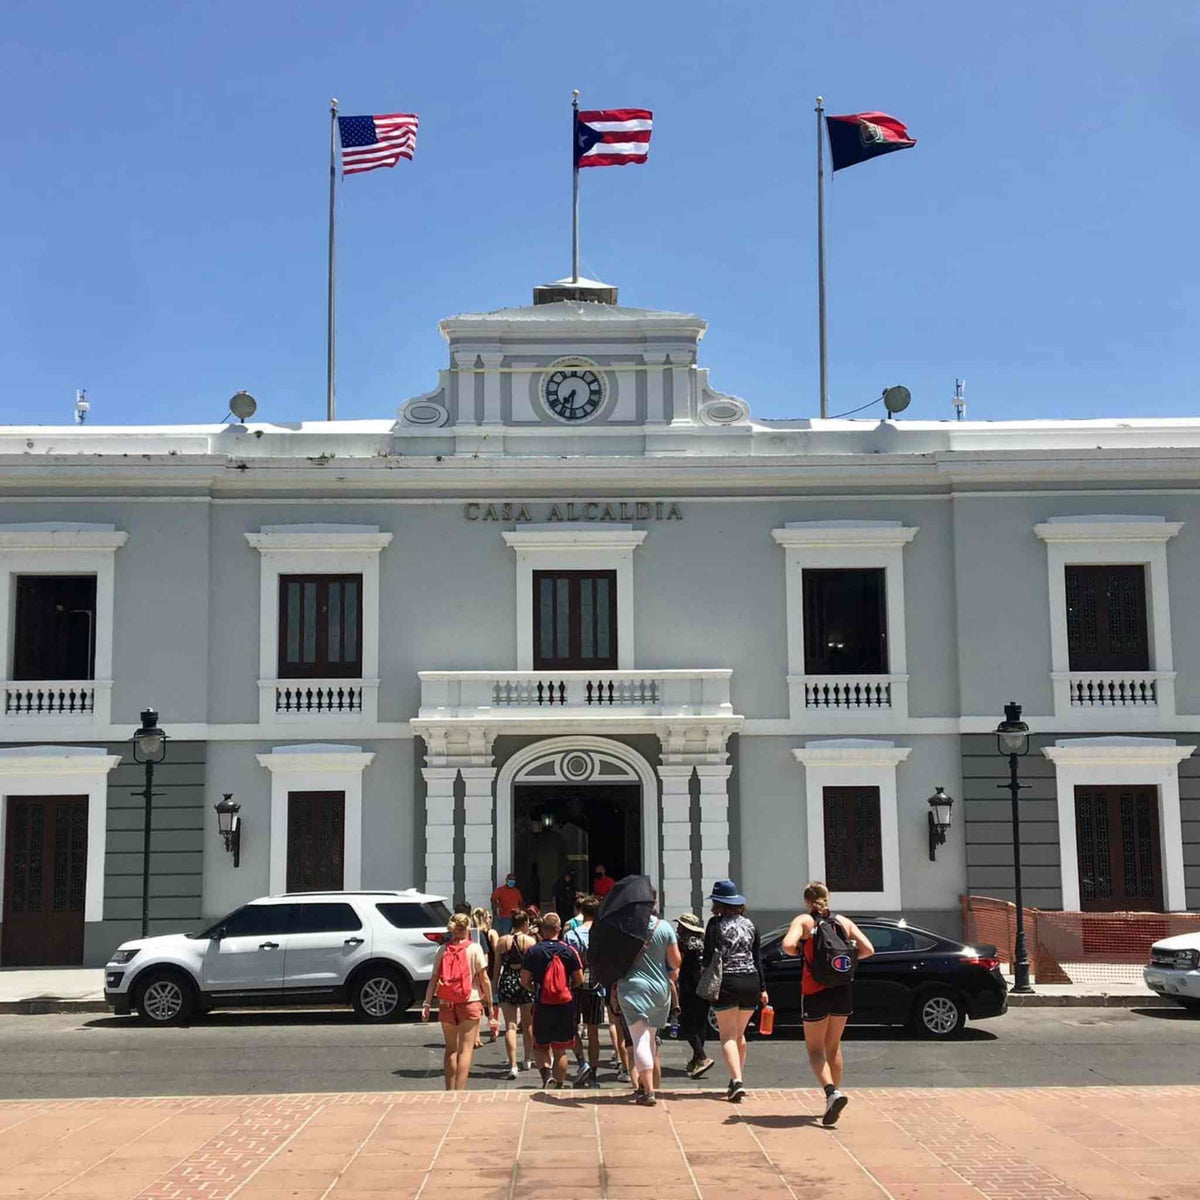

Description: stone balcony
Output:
[415,668,736,737]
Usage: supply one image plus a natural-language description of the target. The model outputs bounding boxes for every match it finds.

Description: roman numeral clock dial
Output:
[544,367,603,422]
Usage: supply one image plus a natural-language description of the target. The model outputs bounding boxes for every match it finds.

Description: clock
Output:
[544,366,603,422]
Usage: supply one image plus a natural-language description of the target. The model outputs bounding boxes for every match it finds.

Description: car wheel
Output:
[351,967,411,1023]
[134,970,195,1026]
[910,990,966,1039]
[1174,997,1200,1013]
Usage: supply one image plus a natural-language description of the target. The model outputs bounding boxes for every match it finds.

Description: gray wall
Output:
[199,738,417,921]
[961,733,1061,910]
[85,739,207,966]
[1178,752,1200,910]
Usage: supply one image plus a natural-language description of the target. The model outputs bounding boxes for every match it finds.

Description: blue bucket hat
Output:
[709,879,746,906]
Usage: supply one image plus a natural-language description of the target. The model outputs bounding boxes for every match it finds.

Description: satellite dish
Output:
[229,390,257,422]
[882,385,911,415]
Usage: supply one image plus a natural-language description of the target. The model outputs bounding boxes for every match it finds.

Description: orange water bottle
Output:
[758,1004,776,1036]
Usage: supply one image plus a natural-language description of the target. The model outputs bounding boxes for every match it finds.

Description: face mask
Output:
[506,879,515,887]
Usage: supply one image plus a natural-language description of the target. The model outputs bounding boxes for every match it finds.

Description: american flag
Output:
[337,112,419,176]
[575,108,653,169]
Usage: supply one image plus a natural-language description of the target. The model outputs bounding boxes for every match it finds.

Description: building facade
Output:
[2,280,1199,966]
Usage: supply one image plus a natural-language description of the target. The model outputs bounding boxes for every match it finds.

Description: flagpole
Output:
[571,89,580,283]
[816,95,828,419]
[327,97,338,421]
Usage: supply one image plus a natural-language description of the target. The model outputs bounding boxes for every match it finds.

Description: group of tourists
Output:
[422,874,874,1126]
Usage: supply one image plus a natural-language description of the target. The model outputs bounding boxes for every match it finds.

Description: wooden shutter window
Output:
[1064,565,1149,672]
[278,575,362,679]
[823,786,884,893]
[532,571,618,669]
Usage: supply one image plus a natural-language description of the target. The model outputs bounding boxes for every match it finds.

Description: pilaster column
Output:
[695,764,733,900]
[644,352,668,425]
[422,766,458,901]
[453,351,478,424]
[479,352,504,426]
[460,766,497,907]
[658,765,694,917]
[667,359,694,426]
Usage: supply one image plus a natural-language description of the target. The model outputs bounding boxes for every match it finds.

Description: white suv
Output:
[1145,932,1200,1012]
[104,890,451,1025]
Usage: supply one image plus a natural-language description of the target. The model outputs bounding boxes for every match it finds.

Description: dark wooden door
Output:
[2,797,88,966]
[1074,786,1163,911]
[286,792,345,892]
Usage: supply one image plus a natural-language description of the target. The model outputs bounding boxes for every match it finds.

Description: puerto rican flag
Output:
[575,108,653,169]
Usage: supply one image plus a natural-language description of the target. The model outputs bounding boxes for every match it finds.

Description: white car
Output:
[1144,933,1200,1012]
[105,889,451,1025]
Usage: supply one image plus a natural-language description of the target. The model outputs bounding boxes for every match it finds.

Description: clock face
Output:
[544,367,603,422]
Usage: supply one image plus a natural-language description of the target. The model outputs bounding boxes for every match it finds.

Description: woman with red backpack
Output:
[781,882,875,1126]
[422,912,498,1090]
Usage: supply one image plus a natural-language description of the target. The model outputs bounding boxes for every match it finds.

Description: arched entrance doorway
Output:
[495,738,659,911]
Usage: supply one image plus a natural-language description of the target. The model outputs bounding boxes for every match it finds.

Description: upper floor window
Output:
[1064,564,1148,672]
[803,568,887,675]
[278,575,362,679]
[12,576,97,681]
[533,570,617,670]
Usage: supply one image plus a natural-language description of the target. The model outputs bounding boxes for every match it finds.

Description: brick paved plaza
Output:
[0,1085,1196,1200]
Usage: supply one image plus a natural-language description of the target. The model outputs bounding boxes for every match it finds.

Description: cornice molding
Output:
[1034,516,1183,544]
[773,521,918,549]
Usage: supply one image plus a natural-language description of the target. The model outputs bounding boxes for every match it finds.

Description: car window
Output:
[289,902,363,934]
[376,902,449,929]
[220,904,291,938]
[861,925,924,954]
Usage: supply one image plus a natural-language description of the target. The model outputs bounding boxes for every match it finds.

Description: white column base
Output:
[696,765,733,900]
[461,766,497,909]
[658,765,694,916]
[422,766,458,902]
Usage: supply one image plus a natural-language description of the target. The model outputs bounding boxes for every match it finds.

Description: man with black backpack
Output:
[520,911,585,1089]
[782,882,875,1126]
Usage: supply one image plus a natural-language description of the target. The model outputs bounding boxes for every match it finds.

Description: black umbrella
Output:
[589,874,654,986]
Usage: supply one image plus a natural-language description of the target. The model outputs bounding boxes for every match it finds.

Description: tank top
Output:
[801,911,845,996]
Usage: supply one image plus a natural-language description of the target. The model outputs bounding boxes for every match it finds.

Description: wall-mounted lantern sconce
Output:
[927,786,954,861]
[215,793,242,868]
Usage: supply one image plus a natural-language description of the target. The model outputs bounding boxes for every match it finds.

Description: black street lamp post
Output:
[132,709,168,938]
[995,701,1034,994]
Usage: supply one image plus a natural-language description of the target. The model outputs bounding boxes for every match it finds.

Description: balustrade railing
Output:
[802,675,894,710]
[1067,672,1160,707]
[419,669,733,719]
[274,680,364,715]
[4,681,96,717]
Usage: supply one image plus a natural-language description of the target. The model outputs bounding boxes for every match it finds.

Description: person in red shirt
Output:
[491,874,524,934]
[592,864,615,899]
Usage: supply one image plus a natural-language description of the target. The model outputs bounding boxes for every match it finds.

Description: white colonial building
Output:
[1,276,1198,966]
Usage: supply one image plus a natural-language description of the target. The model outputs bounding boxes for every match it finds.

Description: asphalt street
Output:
[0,1006,1196,1099]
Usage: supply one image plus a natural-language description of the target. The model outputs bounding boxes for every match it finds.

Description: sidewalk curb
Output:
[0,1000,111,1015]
[1006,993,1173,1008]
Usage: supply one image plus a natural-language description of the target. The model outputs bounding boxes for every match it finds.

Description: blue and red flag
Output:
[574,108,653,169]
[825,112,915,172]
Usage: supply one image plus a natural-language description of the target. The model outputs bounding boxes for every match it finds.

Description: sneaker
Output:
[822,1089,849,1126]
[616,1066,630,1083]
[543,1077,562,1091]
[688,1057,715,1080]
[727,1079,746,1103]
[574,1061,593,1087]
[636,1091,658,1106]
[507,1065,519,1081]
[524,1060,536,1071]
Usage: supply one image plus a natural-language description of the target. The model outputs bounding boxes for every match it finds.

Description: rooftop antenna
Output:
[953,378,966,421]
[74,389,89,424]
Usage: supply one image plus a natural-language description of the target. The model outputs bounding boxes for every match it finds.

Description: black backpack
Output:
[808,913,858,986]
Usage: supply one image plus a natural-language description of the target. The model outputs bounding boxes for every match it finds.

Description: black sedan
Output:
[745,918,1007,1038]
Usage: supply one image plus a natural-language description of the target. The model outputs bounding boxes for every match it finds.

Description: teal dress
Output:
[617,917,678,1027]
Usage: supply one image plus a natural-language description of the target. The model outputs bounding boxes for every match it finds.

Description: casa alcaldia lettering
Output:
[463,501,683,522]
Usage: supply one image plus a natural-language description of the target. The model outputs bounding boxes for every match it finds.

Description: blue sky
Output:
[2,1,1197,427]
